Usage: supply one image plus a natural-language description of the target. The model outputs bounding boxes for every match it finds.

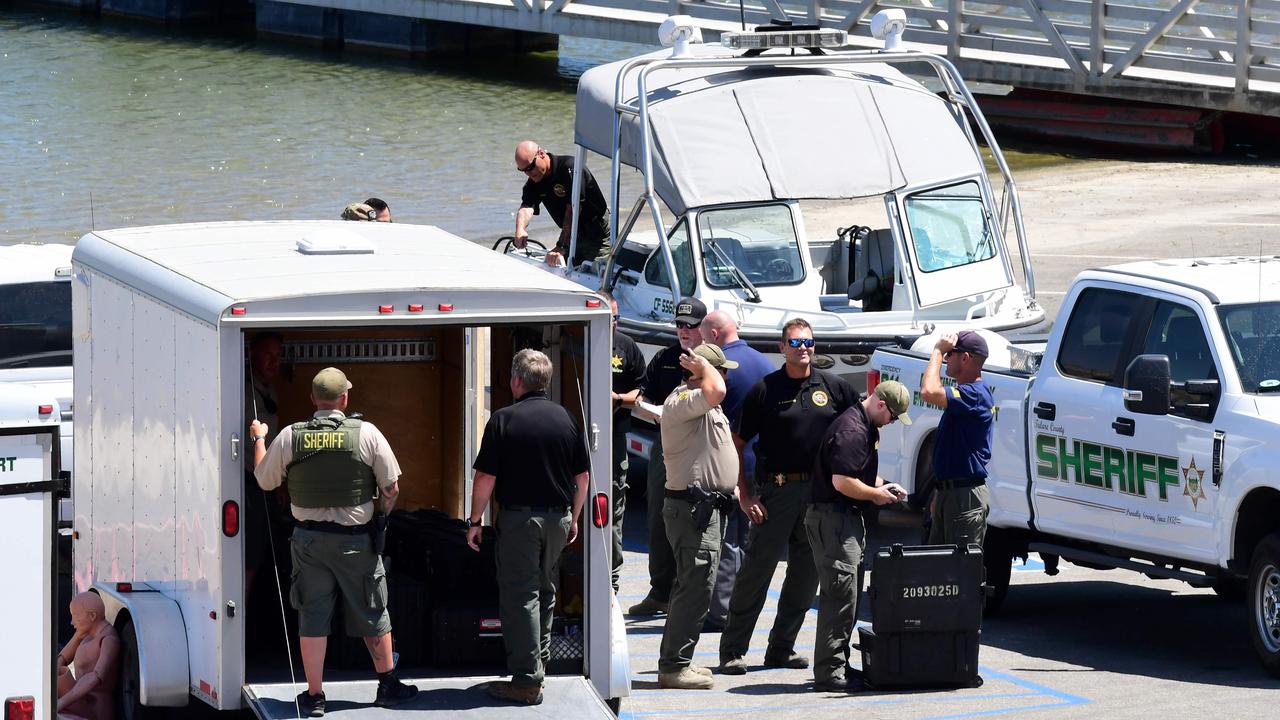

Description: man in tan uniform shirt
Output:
[657,343,740,689]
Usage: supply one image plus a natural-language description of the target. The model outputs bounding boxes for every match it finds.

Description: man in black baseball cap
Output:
[675,297,707,328]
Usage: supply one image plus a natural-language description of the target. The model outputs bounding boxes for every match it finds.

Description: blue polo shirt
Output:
[932,380,994,483]
[720,339,775,477]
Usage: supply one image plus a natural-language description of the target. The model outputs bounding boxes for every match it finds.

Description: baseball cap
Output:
[692,343,739,369]
[874,380,912,425]
[312,367,353,400]
[674,297,707,326]
[341,202,377,221]
[954,330,989,358]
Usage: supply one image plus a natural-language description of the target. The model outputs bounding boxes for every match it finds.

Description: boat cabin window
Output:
[643,219,696,297]
[904,180,996,274]
[697,204,804,288]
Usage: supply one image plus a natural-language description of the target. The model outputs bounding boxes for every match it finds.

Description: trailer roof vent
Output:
[297,229,375,255]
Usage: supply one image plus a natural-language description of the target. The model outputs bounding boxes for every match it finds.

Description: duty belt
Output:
[504,504,570,514]
[768,472,810,487]
[937,476,986,490]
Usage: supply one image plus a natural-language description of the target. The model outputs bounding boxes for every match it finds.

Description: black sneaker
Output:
[296,691,325,717]
[374,676,420,707]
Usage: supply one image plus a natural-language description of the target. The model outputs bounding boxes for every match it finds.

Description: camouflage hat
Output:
[341,202,377,221]
[874,380,912,425]
[312,367,352,400]
[691,343,739,369]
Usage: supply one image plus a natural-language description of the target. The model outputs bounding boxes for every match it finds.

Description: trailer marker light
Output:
[438,303,454,312]
[866,368,881,395]
[408,304,424,312]
[230,307,247,316]
[117,582,133,593]
[585,298,602,308]
[38,405,54,415]
[222,500,239,537]
[479,618,502,631]
[4,697,35,720]
[378,305,394,314]
[591,492,609,528]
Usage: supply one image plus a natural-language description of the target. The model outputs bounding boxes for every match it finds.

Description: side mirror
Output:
[1179,378,1220,421]
[1123,354,1171,416]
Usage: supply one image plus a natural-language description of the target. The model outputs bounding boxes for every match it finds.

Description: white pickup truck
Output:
[870,257,1280,677]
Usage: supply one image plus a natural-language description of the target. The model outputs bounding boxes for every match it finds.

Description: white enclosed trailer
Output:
[0,384,62,719]
[71,221,628,716]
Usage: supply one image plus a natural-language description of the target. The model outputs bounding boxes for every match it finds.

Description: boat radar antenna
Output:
[659,15,703,58]
[871,9,907,51]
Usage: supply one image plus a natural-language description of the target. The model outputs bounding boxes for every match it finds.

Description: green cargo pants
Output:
[659,496,724,674]
[611,421,629,592]
[644,436,676,602]
[927,484,990,548]
[804,505,865,684]
[496,507,572,688]
[719,478,818,661]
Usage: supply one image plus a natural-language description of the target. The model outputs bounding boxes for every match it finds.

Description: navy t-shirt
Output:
[932,380,995,482]
[719,339,775,477]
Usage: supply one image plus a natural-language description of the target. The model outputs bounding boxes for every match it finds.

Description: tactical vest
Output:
[286,416,376,508]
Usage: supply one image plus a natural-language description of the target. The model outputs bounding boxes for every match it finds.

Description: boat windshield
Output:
[1219,302,1280,393]
[696,204,805,289]
[904,180,996,273]
[0,281,71,369]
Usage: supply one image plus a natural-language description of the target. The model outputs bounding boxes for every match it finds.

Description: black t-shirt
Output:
[641,343,686,409]
[735,368,858,475]
[472,391,590,507]
[611,329,646,431]
[811,401,878,511]
[520,153,610,242]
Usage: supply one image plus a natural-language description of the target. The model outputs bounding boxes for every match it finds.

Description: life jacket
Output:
[285,415,376,508]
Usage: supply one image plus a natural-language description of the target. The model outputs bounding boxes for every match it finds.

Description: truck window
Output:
[1057,288,1144,383]
[903,180,995,273]
[0,281,72,369]
[1218,301,1280,393]
[644,219,696,297]
[1141,302,1218,414]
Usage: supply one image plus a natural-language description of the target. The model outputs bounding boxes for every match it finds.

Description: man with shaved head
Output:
[57,592,120,720]
[512,140,611,267]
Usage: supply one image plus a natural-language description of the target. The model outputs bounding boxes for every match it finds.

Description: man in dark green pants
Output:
[608,296,646,592]
[467,349,591,706]
[720,319,859,675]
[807,380,911,691]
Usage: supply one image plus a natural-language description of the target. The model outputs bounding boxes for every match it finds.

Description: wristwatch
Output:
[467,517,482,528]
[252,434,267,442]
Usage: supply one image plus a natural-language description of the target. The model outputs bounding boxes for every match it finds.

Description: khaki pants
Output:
[804,505,865,683]
[496,508,571,688]
[659,496,724,674]
[928,484,990,548]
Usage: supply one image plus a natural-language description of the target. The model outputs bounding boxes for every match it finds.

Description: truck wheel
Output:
[118,619,168,720]
[1248,533,1280,677]
[983,529,1013,617]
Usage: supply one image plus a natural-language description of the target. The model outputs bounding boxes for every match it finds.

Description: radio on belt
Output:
[859,543,984,689]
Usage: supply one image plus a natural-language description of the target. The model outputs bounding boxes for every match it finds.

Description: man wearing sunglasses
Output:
[807,380,911,691]
[512,140,611,267]
[920,330,994,548]
[720,318,859,676]
[629,297,707,617]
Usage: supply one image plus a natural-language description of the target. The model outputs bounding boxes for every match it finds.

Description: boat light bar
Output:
[721,27,846,51]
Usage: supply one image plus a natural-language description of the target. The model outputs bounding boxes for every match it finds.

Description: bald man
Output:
[513,140,611,267]
[57,592,120,720]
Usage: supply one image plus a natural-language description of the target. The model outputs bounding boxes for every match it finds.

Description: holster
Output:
[686,485,733,534]
[370,511,388,555]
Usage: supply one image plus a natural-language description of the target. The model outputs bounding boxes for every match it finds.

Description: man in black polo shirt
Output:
[467,349,591,706]
[807,380,911,692]
[629,297,707,616]
[513,140,611,267]
[720,318,859,675]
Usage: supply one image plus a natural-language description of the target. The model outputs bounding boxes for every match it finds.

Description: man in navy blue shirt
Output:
[700,310,775,630]
[921,329,995,547]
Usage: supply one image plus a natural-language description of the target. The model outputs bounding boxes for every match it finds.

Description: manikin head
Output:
[69,592,106,633]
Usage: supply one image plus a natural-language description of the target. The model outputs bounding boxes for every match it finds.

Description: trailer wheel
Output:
[118,619,168,720]
[1248,532,1280,677]
[982,528,1013,617]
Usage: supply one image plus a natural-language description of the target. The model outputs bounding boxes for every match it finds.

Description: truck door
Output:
[1112,298,1221,565]
[1027,286,1150,543]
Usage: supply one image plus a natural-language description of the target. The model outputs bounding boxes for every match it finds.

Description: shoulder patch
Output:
[553,184,567,197]
[677,390,690,401]
[949,386,961,398]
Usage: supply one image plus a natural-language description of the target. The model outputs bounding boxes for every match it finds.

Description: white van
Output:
[0,384,63,718]
[70,221,628,716]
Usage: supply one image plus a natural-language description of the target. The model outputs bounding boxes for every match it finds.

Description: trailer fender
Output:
[608,592,632,701]
[93,582,189,706]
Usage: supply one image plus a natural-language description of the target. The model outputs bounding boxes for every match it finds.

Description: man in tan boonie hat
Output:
[341,202,378,221]
[690,342,739,371]
[312,367,353,401]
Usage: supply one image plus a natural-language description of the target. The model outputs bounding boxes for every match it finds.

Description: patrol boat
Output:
[498,11,1044,376]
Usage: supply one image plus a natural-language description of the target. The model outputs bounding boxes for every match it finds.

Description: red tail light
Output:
[591,492,609,528]
[37,405,54,415]
[222,500,239,537]
[4,697,34,720]
[585,298,602,308]
[116,582,133,593]
[866,368,881,396]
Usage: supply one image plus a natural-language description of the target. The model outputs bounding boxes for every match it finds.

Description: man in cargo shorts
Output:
[252,367,418,716]
[921,330,995,547]
[466,349,592,706]
[807,380,911,691]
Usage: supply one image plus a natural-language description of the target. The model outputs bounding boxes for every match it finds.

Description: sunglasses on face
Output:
[676,321,701,330]
[516,150,542,174]
[786,337,816,349]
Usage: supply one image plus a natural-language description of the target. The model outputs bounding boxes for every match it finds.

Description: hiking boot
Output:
[814,667,865,692]
[627,596,668,616]
[763,650,809,669]
[719,655,748,675]
[487,681,544,705]
[689,665,714,677]
[658,668,715,689]
[374,675,419,707]
[296,691,325,717]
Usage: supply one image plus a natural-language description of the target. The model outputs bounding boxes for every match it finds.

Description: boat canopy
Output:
[574,46,984,215]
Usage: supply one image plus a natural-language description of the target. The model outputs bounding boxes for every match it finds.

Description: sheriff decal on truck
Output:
[1033,434,1188,502]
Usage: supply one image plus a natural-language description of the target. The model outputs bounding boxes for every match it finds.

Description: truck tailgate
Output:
[244,676,614,718]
